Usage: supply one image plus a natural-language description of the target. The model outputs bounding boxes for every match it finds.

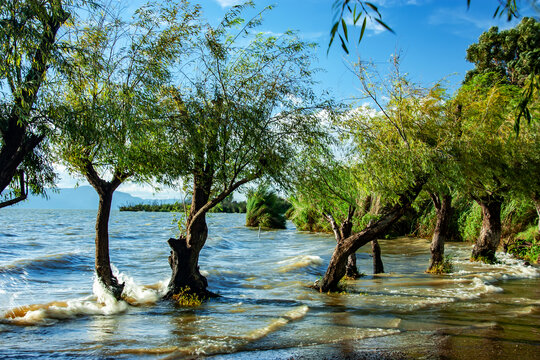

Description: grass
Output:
[171,286,202,307]
[470,253,498,264]
[426,255,454,274]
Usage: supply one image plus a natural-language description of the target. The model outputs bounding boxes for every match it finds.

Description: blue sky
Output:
[197,0,530,101]
[55,0,535,199]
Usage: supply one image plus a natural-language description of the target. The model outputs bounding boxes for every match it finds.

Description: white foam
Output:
[277,255,323,272]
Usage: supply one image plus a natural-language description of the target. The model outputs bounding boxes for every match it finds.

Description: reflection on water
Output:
[0,209,539,358]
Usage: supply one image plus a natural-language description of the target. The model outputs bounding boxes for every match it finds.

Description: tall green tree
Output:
[55,1,199,298]
[290,142,383,277]
[453,73,524,262]
[0,0,77,208]
[315,58,448,292]
[465,17,539,131]
[162,2,329,299]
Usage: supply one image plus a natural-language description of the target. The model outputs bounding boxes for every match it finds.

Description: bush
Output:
[506,225,540,263]
[426,255,454,274]
[245,186,289,229]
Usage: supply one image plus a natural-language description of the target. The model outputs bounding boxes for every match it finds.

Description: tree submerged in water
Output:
[245,186,289,230]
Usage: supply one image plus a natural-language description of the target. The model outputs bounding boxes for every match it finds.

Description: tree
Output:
[290,143,383,277]
[465,17,540,131]
[315,58,448,292]
[162,3,329,299]
[453,73,525,262]
[0,0,76,208]
[54,1,199,298]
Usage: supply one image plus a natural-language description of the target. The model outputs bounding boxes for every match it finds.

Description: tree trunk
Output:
[324,206,362,279]
[371,239,384,274]
[84,164,127,300]
[166,175,216,299]
[362,196,384,274]
[471,195,503,263]
[316,178,426,292]
[95,189,124,300]
[532,192,540,232]
[341,208,362,278]
[427,193,452,272]
[166,213,217,299]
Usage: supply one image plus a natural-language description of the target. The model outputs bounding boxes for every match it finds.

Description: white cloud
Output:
[428,7,520,32]
[214,0,244,8]
[344,13,387,35]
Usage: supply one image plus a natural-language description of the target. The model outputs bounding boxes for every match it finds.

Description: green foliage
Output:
[506,226,539,263]
[172,286,202,307]
[55,1,200,187]
[465,17,539,87]
[465,17,539,132]
[287,196,331,232]
[0,0,82,205]
[458,201,483,242]
[162,2,329,230]
[245,186,289,229]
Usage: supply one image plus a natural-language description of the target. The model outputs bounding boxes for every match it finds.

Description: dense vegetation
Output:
[120,196,247,213]
[1,0,538,299]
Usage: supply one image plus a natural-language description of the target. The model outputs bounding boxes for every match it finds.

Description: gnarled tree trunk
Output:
[85,164,126,300]
[166,174,216,299]
[316,178,426,292]
[324,206,362,279]
[427,193,452,272]
[471,194,503,263]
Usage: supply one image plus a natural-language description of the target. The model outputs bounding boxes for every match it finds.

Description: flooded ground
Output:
[0,210,538,359]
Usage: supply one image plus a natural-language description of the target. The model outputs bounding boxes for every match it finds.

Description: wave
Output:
[2,267,169,325]
[110,305,310,358]
[0,252,92,275]
[277,255,324,273]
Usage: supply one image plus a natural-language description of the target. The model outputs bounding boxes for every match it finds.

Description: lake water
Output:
[0,209,539,359]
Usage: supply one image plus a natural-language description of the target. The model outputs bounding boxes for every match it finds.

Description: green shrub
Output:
[245,186,289,229]
[506,225,540,263]
[287,196,330,232]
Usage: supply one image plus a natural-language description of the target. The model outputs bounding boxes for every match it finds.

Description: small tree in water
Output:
[314,56,450,292]
[161,2,330,299]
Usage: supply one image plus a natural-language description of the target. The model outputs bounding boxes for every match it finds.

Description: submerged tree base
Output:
[165,237,219,300]
[426,256,454,274]
[470,252,497,264]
